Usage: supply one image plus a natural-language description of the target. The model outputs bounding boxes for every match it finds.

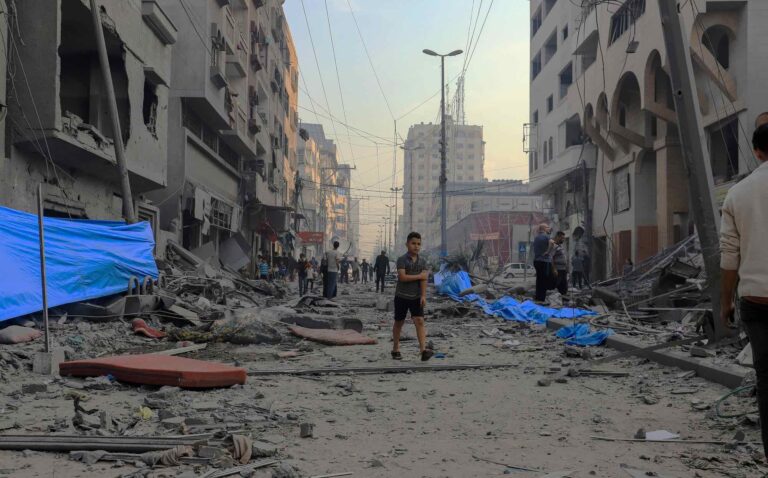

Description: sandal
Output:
[391,351,402,360]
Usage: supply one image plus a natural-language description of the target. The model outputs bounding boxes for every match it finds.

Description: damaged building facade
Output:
[2,0,176,228]
[148,0,299,268]
[528,0,768,281]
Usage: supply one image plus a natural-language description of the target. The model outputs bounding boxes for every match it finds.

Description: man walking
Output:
[571,250,584,289]
[533,224,554,303]
[340,256,350,284]
[352,257,361,283]
[361,259,370,284]
[392,232,432,362]
[720,123,768,458]
[374,250,390,293]
[552,231,568,295]
[297,253,309,296]
[323,241,341,299]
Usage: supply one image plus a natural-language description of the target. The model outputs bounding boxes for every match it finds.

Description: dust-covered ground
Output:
[0,280,763,478]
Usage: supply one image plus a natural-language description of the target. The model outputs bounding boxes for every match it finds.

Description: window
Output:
[559,62,573,99]
[543,30,558,64]
[432,175,438,180]
[549,137,554,162]
[418,175,425,180]
[609,0,646,45]
[532,52,542,80]
[418,163,425,170]
[531,7,542,37]
[457,164,463,170]
[468,175,474,181]
[533,110,539,124]
[468,143,475,149]
[547,95,554,113]
[703,26,731,69]
[143,80,158,136]
[457,175,464,181]
[562,24,569,41]
[543,141,548,164]
[457,143,464,149]
[468,165,475,170]
[613,167,631,212]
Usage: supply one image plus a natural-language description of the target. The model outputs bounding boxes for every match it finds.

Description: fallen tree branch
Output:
[248,363,519,377]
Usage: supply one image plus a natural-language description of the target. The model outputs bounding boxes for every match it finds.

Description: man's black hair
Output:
[407,231,421,242]
[333,241,340,249]
[555,231,565,237]
[753,124,768,153]
[381,250,386,255]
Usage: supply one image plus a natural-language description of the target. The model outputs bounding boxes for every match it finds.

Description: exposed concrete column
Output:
[655,140,689,248]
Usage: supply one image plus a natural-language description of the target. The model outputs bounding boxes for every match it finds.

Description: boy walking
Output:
[392,232,433,361]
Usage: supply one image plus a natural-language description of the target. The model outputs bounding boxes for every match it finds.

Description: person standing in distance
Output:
[323,241,341,299]
[374,250,390,293]
[392,232,432,362]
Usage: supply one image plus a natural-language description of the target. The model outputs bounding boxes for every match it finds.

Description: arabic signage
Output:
[297,231,324,244]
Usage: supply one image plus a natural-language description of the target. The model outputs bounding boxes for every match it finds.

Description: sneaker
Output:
[421,349,434,362]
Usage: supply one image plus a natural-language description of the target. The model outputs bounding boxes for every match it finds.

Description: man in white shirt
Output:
[323,241,341,299]
[720,123,768,457]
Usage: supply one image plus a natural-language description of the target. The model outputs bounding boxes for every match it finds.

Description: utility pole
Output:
[293,171,302,232]
[423,48,462,257]
[657,0,724,339]
[390,187,402,244]
[90,0,136,224]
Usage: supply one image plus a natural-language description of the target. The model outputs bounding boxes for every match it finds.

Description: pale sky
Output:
[284,0,530,258]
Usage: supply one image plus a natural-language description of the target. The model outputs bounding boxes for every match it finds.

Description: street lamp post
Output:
[423,48,462,257]
[382,217,391,254]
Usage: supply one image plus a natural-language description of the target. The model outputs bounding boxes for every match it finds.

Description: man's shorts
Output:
[394,295,424,321]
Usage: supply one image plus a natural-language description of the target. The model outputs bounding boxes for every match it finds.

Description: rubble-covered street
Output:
[0,259,764,477]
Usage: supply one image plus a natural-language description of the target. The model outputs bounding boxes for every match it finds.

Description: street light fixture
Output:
[423,48,463,257]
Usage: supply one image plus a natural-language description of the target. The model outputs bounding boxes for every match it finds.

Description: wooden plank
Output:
[150,343,208,356]
[248,363,519,377]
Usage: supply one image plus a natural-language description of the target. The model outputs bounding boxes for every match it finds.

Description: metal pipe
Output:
[440,55,447,257]
[37,183,50,353]
[89,0,136,223]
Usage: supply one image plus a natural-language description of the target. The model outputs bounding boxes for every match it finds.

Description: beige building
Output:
[402,117,484,244]
[528,0,768,279]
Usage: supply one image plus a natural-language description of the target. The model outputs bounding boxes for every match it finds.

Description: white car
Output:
[502,263,535,279]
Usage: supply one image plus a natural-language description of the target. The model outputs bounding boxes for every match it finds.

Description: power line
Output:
[178,0,212,56]
[345,0,395,121]
[323,0,356,168]
[462,0,495,75]
[300,0,345,163]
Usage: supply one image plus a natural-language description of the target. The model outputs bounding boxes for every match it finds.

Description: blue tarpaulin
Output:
[555,323,615,346]
[0,205,158,323]
[434,268,597,325]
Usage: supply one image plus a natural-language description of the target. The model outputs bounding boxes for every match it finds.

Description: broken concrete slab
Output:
[288,326,377,346]
[279,314,363,333]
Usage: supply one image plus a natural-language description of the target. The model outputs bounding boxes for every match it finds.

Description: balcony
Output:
[141,0,177,45]
[220,104,256,160]
[226,46,247,78]
[223,9,237,54]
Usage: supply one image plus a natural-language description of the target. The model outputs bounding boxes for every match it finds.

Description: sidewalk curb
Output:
[546,318,748,389]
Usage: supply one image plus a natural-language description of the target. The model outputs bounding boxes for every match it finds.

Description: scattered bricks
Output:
[537,378,552,387]
[300,422,314,438]
[690,346,716,358]
[555,377,568,384]
[161,416,186,429]
[158,409,177,421]
[198,445,225,459]
[642,395,659,405]
[251,440,278,457]
[564,346,592,360]
[21,383,48,394]
[186,416,210,426]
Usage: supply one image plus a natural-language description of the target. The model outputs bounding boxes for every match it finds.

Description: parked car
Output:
[502,262,535,279]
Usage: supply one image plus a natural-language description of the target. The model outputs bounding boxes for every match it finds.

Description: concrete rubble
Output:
[0,238,765,477]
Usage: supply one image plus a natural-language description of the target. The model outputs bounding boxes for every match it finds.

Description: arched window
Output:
[703,26,730,69]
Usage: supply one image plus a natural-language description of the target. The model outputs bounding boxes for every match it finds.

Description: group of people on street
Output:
[532,225,592,303]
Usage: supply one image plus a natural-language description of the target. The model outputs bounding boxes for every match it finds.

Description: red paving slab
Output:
[59,354,246,388]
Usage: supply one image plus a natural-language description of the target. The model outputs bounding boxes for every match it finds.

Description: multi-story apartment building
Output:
[527,0,598,269]
[529,0,768,280]
[3,0,176,232]
[296,133,322,257]
[402,117,484,245]
[149,0,298,267]
[302,123,346,252]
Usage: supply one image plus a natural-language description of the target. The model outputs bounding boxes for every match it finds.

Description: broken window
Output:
[709,118,739,183]
[702,26,730,69]
[59,0,130,145]
[609,0,646,45]
[143,80,158,136]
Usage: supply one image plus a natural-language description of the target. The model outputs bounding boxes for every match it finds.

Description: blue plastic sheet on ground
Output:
[0,205,158,323]
[434,268,596,325]
[555,323,615,346]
